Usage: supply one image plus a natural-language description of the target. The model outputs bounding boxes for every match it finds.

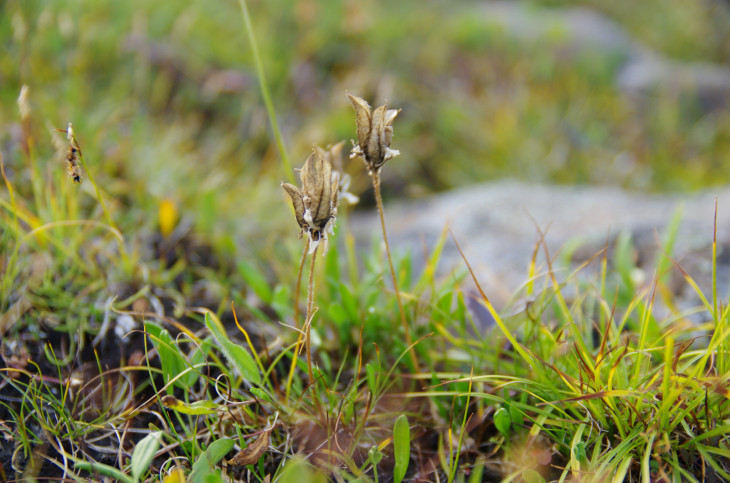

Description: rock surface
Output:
[352,180,730,309]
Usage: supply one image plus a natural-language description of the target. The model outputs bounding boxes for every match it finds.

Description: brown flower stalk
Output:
[347,94,418,370]
[289,143,360,374]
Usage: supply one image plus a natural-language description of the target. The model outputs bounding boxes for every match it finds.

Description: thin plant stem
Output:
[371,171,419,371]
[285,239,310,398]
[236,0,294,184]
[305,244,319,387]
[302,243,325,419]
[293,238,310,326]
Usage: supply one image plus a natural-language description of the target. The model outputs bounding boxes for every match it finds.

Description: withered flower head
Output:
[347,94,400,174]
[314,142,359,206]
[282,151,340,253]
[65,122,82,183]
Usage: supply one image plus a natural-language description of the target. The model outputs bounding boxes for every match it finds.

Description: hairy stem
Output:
[293,238,309,326]
[305,244,319,386]
[285,239,310,398]
[371,171,419,371]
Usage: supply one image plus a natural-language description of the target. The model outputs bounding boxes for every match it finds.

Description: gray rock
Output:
[617,58,730,111]
[352,180,730,309]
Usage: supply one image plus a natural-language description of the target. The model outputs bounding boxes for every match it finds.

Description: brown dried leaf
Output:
[227,428,271,466]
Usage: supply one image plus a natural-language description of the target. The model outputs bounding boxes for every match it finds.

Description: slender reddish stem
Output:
[372,171,419,371]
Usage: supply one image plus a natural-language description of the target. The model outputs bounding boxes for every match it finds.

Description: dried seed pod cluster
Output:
[347,94,400,174]
[282,94,401,252]
[282,151,340,253]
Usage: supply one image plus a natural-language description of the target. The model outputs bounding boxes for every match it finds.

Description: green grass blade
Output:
[236,0,293,182]
[73,460,134,483]
[205,311,262,386]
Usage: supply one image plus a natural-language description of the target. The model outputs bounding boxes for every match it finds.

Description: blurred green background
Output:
[3,0,730,249]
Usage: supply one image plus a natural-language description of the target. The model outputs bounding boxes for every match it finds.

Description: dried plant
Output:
[347,94,417,370]
[282,150,340,254]
[65,125,83,183]
[282,150,342,390]
[347,94,400,175]
[284,143,360,394]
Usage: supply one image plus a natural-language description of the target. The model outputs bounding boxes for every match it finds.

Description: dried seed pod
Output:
[347,94,400,174]
[314,142,359,206]
[282,151,340,253]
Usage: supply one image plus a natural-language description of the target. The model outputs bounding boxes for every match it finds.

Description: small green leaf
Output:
[161,395,221,415]
[494,407,511,437]
[368,446,384,465]
[189,439,235,483]
[238,260,272,304]
[250,387,272,403]
[145,321,187,393]
[205,312,261,386]
[393,414,410,483]
[131,431,163,482]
